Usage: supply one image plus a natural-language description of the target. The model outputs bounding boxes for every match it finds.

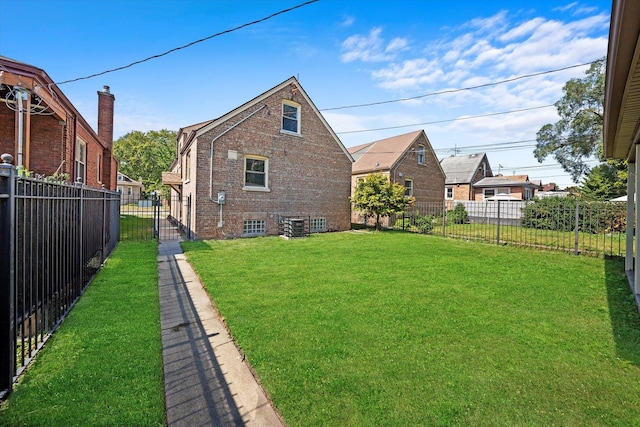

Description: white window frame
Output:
[243,155,269,191]
[483,187,511,199]
[243,219,266,236]
[417,145,425,165]
[75,138,86,184]
[97,153,102,184]
[310,217,327,233]
[185,150,191,183]
[483,188,495,199]
[282,100,301,135]
[404,179,413,197]
[445,187,454,199]
[524,188,533,200]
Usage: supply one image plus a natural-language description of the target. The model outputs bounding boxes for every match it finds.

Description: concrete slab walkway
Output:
[158,239,284,427]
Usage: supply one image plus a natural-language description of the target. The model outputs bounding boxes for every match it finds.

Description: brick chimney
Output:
[97,85,115,189]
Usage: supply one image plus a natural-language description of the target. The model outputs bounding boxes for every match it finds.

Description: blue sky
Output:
[0,0,610,188]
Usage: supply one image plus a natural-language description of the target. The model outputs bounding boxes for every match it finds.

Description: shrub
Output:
[415,214,435,233]
[447,203,469,224]
[520,196,626,234]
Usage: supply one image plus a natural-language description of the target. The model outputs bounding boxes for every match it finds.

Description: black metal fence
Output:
[119,194,184,241]
[0,157,120,400]
[388,199,630,257]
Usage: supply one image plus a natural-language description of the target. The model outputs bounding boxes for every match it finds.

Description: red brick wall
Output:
[190,83,353,239]
[391,133,445,203]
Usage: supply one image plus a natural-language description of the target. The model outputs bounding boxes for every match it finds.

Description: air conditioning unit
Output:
[283,218,306,238]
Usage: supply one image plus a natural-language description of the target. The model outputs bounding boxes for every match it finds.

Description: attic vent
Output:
[284,218,306,239]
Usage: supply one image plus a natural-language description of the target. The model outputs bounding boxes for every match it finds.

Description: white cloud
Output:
[341,27,409,63]
[361,9,608,91]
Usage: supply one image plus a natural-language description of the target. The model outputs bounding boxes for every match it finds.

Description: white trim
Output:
[244,155,269,189]
[282,100,301,135]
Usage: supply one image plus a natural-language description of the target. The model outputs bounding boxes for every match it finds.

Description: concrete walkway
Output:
[158,239,284,427]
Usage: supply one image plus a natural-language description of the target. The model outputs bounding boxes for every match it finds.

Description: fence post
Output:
[0,154,16,399]
[574,200,580,255]
[441,202,446,237]
[496,200,501,245]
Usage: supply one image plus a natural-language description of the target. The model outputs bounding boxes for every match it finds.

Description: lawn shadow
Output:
[158,241,246,426]
[604,256,640,366]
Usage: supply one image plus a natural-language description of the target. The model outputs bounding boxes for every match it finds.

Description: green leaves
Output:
[350,174,415,229]
[113,129,177,194]
[534,58,605,182]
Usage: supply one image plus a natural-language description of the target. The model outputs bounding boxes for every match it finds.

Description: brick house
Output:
[472,175,540,200]
[117,172,144,204]
[348,130,446,224]
[440,152,493,203]
[0,56,117,190]
[163,76,354,239]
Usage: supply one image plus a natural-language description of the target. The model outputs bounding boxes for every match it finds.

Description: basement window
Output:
[243,220,265,236]
[310,217,327,233]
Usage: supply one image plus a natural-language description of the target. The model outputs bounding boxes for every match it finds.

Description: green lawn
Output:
[0,241,165,427]
[120,214,154,240]
[183,231,640,426]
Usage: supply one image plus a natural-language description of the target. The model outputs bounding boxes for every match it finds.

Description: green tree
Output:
[351,174,415,230]
[534,57,605,182]
[580,159,627,201]
[113,129,177,194]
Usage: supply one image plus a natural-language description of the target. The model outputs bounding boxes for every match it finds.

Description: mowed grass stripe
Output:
[183,231,640,426]
[0,241,165,427]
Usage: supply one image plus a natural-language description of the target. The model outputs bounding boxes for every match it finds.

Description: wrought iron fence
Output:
[389,199,629,257]
[119,194,185,241]
[0,157,120,400]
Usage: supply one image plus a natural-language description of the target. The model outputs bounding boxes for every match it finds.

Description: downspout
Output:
[209,104,268,225]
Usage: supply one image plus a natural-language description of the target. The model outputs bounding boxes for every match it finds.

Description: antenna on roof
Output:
[451,144,460,156]
[498,164,503,174]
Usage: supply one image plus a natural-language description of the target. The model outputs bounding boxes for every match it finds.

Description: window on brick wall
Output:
[282,100,300,134]
[243,220,265,235]
[244,155,269,190]
[404,179,413,197]
[75,138,86,184]
[310,217,326,233]
[417,145,425,165]
[445,187,453,199]
[185,150,191,182]
[97,153,102,183]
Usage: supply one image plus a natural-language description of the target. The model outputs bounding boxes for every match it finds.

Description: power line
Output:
[320,60,598,111]
[337,104,554,134]
[54,0,319,85]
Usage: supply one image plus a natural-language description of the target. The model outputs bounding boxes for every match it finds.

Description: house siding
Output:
[182,82,352,239]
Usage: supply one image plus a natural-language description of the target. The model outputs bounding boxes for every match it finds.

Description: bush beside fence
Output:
[391,198,629,257]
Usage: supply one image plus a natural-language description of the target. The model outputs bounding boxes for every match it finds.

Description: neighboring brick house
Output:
[163,76,354,239]
[117,172,144,204]
[0,56,117,190]
[440,152,493,202]
[472,175,540,200]
[348,130,446,224]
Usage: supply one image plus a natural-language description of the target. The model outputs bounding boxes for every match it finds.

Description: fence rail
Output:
[0,158,120,400]
[389,199,629,257]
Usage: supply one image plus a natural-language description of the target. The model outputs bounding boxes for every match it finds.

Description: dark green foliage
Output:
[114,129,177,194]
[415,214,435,233]
[580,160,628,201]
[534,58,605,182]
[520,196,626,233]
[447,203,469,224]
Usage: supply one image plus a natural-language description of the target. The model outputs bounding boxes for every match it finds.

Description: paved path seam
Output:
[158,239,284,427]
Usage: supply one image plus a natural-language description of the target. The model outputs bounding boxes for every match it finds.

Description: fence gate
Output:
[119,194,182,241]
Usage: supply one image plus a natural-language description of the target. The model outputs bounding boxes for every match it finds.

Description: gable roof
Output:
[183,76,353,162]
[440,153,491,184]
[474,176,540,189]
[349,130,438,174]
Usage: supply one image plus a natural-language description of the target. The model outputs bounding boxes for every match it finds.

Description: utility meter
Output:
[217,192,226,204]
